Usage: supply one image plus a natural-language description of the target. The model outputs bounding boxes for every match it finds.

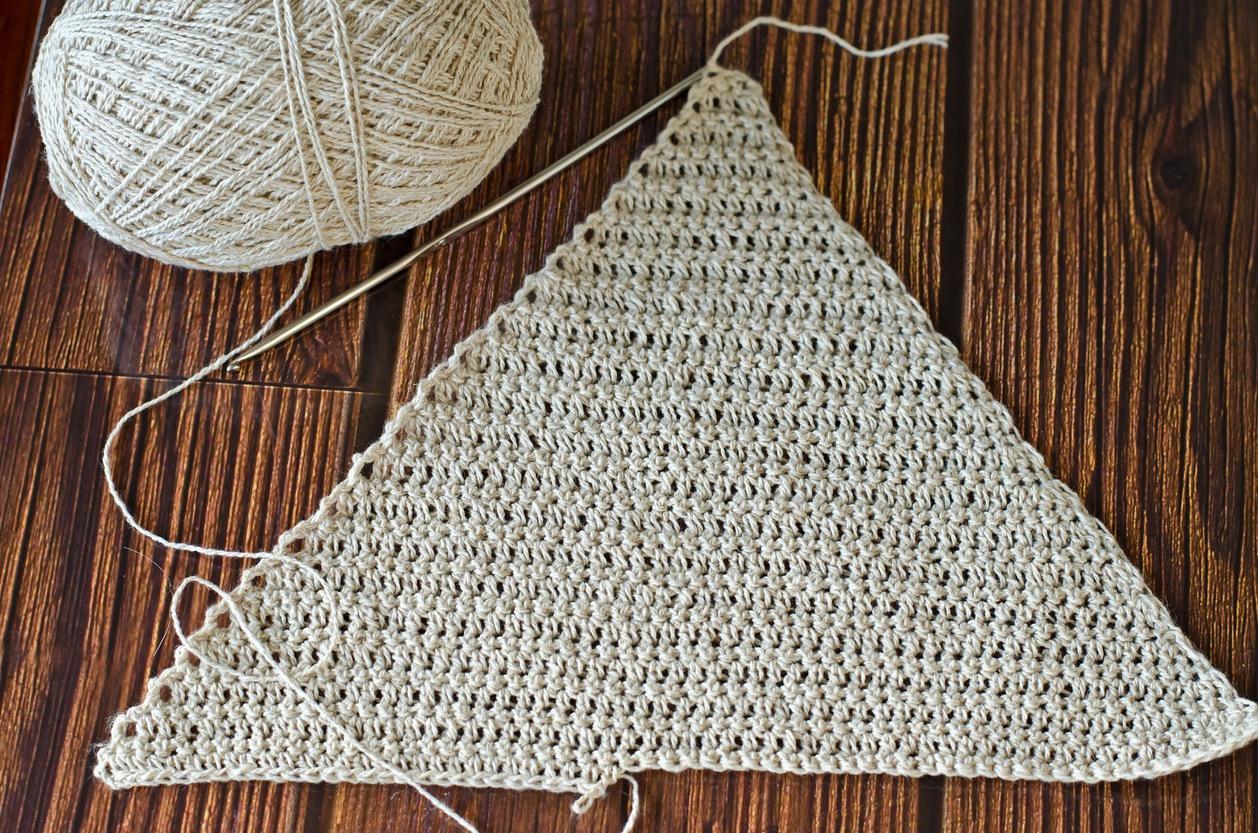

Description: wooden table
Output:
[1,2,1254,831]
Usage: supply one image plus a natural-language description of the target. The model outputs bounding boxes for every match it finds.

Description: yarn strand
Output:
[708,16,948,67]
[101,256,312,559]
[100,256,346,681]
[621,777,641,833]
[191,576,480,832]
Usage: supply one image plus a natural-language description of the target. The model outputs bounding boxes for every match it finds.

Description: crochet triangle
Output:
[97,67,1258,802]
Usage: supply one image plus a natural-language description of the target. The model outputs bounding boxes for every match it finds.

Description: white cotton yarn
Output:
[32,0,543,271]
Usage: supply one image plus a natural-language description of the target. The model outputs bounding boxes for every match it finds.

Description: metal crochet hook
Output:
[226,69,707,372]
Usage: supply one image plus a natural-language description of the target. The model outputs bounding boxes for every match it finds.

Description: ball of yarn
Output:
[32,0,543,272]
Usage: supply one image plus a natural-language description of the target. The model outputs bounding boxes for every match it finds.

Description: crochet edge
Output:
[98,704,1258,791]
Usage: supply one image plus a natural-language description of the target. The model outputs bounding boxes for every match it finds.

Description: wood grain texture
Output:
[0,0,40,174]
[0,370,379,833]
[0,0,1253,832]
[951,1,1258,831]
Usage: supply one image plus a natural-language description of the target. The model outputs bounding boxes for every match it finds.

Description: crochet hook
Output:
[226,68,707,372]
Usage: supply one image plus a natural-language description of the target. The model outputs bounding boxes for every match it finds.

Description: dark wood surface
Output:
[0,1,1253,832]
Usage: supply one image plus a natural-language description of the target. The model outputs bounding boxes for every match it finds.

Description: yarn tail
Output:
[708,15,947,68]
[101,256,312,560]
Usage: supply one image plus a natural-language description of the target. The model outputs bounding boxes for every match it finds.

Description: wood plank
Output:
[0,0,391,392]
[0,0,39,173]
[0,369,380,833]
[382,0,949,829]
[952,0,1258,831]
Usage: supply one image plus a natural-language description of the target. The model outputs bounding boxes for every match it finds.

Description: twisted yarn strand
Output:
[709,16,949,65]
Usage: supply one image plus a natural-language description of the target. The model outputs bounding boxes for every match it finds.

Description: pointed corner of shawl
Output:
[93,647,206,789]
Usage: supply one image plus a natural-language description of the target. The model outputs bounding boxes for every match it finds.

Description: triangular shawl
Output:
[96,67,1258,804]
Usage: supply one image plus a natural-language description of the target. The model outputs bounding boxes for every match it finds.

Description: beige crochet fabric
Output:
[97,67,1258,802]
